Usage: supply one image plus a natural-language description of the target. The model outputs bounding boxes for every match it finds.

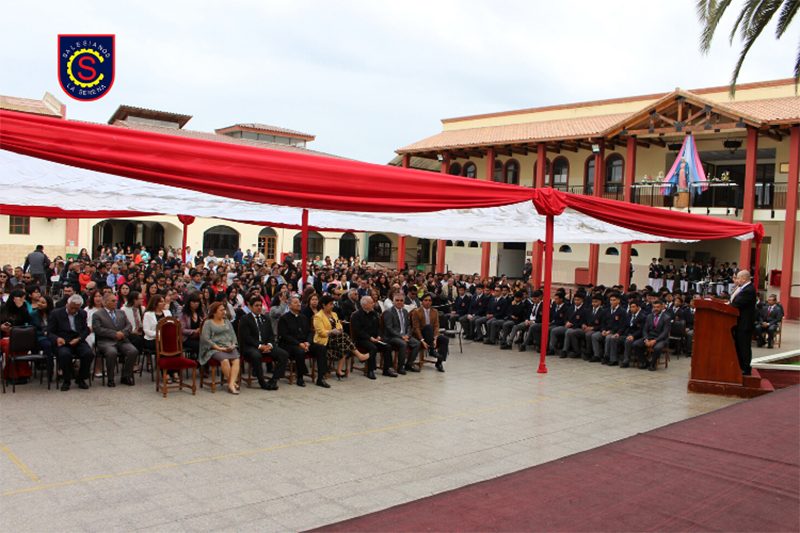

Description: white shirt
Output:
[143,309,173,340]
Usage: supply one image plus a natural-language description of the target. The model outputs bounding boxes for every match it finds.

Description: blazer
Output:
[642,312,671,342]
[453,294,472,317]
[624,311,646,339]
[382,306,411,339]
[238,312,276,353]
[527,301,544,324]
[350,308,380,344]
[410,307,440,340]
[277,311,313,349]
[550,302,573,327]
[603,306,627,334]
[566,304,590,329]
[48,306,89,343]
[92,308,133,349]
[730,282,757,331]
[312,310,343,346]
[586,305,605,330]
[758,303,784,326]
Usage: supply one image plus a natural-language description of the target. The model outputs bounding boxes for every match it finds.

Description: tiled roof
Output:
[725,96,800,124]
[215,123,315,140]
[111,120,341,158]
[0,93,64,118]
[398,113,631,153]
[108,105,192,127]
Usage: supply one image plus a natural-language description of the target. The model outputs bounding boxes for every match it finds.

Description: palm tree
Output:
[697,0,799,93]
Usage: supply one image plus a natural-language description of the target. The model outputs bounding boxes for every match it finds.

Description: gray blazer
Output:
[382,306,410,339]
[92,308,133,349]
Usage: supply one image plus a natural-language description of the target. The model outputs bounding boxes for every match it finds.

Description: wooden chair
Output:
[237,320,276,388]
[774,322,782,348]
[646,344,670,369]
[667,319,686,359]
[155,317,197,398]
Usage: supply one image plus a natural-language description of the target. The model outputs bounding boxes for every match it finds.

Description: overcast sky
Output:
[0,1,794,163]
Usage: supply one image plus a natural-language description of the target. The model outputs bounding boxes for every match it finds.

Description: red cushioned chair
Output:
[156,317,197,398]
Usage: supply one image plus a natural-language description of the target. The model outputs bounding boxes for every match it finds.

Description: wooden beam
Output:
[508,145,529,155]
[762,129,783,142]
[546,143,560,154]
[559,142,578,152]
[493,146,512,157]
[627,121,745,137]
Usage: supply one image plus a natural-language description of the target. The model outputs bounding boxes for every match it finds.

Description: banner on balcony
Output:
[662,134,708,196]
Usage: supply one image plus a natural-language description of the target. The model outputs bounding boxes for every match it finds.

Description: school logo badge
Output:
[58,35,115,101]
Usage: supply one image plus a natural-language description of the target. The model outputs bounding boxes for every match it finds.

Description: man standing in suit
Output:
[411,293,448,372]
[633,300,671,371]
[755,294,783,349]
[352,296,395,379]
[278,296,329,388]
[382,292,420,374]
[730,270,757,375]
[240,297,289,390]
[48,294,93,391]
[93,292,139,387]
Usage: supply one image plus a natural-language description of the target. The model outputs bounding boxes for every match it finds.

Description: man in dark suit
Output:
[499,290,531,349]
[351,295,395,379]
[473,287,499,342]
[240,297,289,390]
[277,296,329,388]
[621,300,646,368]
[561,293,589,357]
[591,293,624,363]
[92,292,139,387]
[447,285,471,330]
[335,289,359,325]
[582,294,606,360]
[48,294,93,391]
[730,270,757,374]
[459,285,485,339]
[382,292,420,374]
[518,290,544,352]
[755,294,783,348]
[547,293,574,356]
[410,293,448,372]
[633,300,671,371]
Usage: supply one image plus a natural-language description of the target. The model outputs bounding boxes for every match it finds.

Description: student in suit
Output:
[633,300,671,371]
[410,293,448,372]
[92,292,139,387]
[620,300,646,368]
[48,294,93,391]
[584,295,607,361]
[755,294,783,348]
[516,290,544,352]
[382,292,420,374]
[729,270,757,374]
[239,296,289,390]
[561,293,589,357]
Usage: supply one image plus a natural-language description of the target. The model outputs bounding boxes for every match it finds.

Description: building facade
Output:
[396,79,799,317]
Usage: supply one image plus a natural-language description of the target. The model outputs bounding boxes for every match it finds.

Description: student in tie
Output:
[93,291,139,387]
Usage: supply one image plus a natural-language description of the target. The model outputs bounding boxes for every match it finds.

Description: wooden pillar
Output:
[397,235,406,271]
[435,154,450,274]
[480,148,495,279]
[619,136,636,288]
[781,125,799,318]
[300,209,309,291]
[739,127,758,270]
[589,140,605,286]
[532,143,546,288]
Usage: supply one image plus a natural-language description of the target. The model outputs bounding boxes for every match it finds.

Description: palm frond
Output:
[728,0,762,45]
[698,0,734,53]
[729,0,784,94]
[776,0,800,37]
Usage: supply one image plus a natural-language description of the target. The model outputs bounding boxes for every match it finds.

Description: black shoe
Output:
[518,345,527,352]
[500,344,511,350]
[590,357,602,363]
[405,365,420,373]
[620,362,630,368]
[266,380,278,390]
[121,376,135,386]
[259,380,270,390]
[367,371,377,380]
[608,361,618,367]
[335,371,346,381]
[316,379,331,388]
[767,344,774,349]
[648,364,657,371]
[77,379,89,390]
[397,367,407,375]
[559,352,568,359]
[296,379,306,387]
[382,369,398,378]
[435,362,445,373]
[107,380,116,388]
[60,382,70,391]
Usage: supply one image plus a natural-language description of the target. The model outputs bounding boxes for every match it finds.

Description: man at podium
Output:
[729,270,757,375]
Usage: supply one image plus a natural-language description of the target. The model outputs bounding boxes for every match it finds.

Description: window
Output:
[558,245,572,253]
[368,234,392,262]
[9,216,30,235]
[551,157,569,190]
[455,241,465,247]
[605,154,624,192]
[293,231,323,257]
[203,225,240,256]
[417,239,431,264]
[504,159,520,185]
[585,156,596,194]
[631,248,639,257]
[445,240,454,246]
[463,162,477,178]
[492,160,503,182]
[469,241,479,248]
[339,232,357,258]
[533,159,551,186]
[258,227,277,261]
[605,247,619,256]
[448,162,462,176]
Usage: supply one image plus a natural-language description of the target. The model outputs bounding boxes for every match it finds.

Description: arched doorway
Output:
[124,223,136,247]
[293,231,323,257]
[339,232,357,258]
[417,239,431,265]
[203,225,240,257]
[258,227,277,262]
[368,234,392,262]
[102,222,113,245]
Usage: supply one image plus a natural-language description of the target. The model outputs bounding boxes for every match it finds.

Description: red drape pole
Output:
[538,214,554,374]
[436,154,450,274]
[781,126,799,318]
[481,148,495,279]
[532,143,546,288]
[397,235,406,270]
[589,140,605,286]
[301,208,309,291]
[177,215,195,263]
[739,127,758,269]
[619,136,636,288]
[753,238,762,293]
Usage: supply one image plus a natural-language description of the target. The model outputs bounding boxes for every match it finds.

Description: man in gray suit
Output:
[382,292,420,374]
[93,292,139,387]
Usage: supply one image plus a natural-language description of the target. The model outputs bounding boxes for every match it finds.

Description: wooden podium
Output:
[688,298,773,398]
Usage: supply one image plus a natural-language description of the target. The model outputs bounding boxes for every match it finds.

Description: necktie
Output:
[110,311,116,325]
[398,309,405,333]
[768,305,773,315]
[654,313,659,328]
[256,315,263,344]
[424,308,430,325]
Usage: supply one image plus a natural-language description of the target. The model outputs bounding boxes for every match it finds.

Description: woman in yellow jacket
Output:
[313,294,369,380]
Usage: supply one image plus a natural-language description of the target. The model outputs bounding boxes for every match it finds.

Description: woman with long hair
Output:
[0,289,34,381]
[116,283,131,309]
[180,293,204,359]
[301,291,319,321]
[198,301,240,394]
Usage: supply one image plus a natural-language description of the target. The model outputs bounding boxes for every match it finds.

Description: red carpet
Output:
[317,386,800,532]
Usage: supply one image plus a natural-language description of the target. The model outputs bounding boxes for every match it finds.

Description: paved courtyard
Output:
[1,325,797,532]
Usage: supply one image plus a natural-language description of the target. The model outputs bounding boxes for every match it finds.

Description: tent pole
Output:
[181,222,188,263]
[753,238,761,293]
[301,209,309,291]
[538,215,554,374]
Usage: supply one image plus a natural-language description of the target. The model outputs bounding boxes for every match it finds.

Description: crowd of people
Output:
[0,243,785,392]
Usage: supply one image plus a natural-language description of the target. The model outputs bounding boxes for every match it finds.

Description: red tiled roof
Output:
[725,96,800,124]
[215,123,315,140]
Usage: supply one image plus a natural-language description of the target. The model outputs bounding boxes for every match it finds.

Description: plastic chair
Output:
[4,326,50,393]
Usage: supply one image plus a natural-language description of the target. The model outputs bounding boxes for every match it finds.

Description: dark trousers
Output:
[733,325,753,374]
[57,341,93,382]
[283,343,328,380]
[97,340,138,380]
[420,324,448,361]
[243,345,289,383]
[754,324,778,346]
[632,338,667,365]
[355,340,390,372]
[388,336,420,368]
